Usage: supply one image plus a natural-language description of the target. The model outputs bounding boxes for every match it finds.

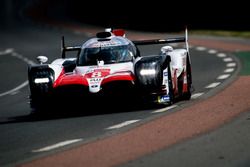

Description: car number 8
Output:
[91,72,102,78]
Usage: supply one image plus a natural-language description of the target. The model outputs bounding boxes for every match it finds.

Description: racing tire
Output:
[29,95,50,114]
[167,65,175,104]
[182,57,192,100]
[135,56,163,89]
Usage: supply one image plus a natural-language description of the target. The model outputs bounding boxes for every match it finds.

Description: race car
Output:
[28,28,192,111]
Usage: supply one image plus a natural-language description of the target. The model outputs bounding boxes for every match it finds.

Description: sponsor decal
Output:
[91,41,122,48]
[163,70,168,85]
[159,95,170,103]
[90,78,102,82]
[163,71,168,76]
[87,77,103,93]
[89,78,102,85]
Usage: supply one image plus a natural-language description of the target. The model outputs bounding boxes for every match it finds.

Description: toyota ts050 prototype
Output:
[28,29,192,111]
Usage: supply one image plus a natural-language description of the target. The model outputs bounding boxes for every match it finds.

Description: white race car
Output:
[28,29,192,111]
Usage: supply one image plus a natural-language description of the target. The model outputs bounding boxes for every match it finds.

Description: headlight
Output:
[140,69,156,75]
[34,78,49,84]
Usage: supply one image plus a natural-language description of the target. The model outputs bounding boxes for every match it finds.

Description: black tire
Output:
[135,56,163,89]
[28,65,54,113]
[167,64,175,104]
[29,95,48,113]
[182,56,192,100]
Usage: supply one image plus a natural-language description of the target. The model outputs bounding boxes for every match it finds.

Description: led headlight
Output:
[34,78,49,84]
[140,69,156,75]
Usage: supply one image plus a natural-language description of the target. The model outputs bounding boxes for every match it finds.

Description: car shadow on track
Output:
[0,101,164,124]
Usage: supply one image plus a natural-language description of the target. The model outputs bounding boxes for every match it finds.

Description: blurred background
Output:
[0,0,250,32]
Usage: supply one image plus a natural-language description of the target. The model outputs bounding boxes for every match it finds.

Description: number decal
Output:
[86,68,110,78]
[91,72,102,78]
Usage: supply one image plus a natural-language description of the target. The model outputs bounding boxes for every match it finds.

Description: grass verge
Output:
[236,52,250,75]
[190,30,250,39]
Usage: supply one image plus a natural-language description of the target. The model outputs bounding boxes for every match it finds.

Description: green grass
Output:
[190,30,250,39]
[236,52,250,75]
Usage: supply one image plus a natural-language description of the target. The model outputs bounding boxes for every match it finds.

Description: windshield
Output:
[79,45,134,66]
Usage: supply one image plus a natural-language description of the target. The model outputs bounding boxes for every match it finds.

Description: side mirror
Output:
[63,60,76,73]
[97,60,104,66]
[37,56,48,64]
[161,46,173,55]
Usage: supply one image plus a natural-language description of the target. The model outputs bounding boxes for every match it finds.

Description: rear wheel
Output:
[182,57,192,100]
[167,64,175,104]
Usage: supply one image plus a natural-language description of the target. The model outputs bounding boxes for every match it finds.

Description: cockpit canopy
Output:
[79,45,135,66]
[78,34,138,66]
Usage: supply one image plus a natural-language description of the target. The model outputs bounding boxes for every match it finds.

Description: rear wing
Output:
[132,37,185,45]
[132,28,189,54]
[61,36,81,58]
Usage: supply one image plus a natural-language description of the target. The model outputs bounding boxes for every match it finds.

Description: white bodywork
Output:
[161,45,188,78]
[29,28,192,110]
[49,58,134,93]
[161,45,189,97]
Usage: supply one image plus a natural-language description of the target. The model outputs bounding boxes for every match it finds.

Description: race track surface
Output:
[1,19,249,167]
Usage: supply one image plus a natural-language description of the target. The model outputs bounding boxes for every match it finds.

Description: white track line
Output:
[224,68,235,73]
[152,105,178,113]
[0,48,14,55]
[196,46,206,51]
[191,92,204,99]
[0,81,28,97]
[206,82,221,89]
[217,74,231,80]
[11,52,35,65]
[208,49,217,54]
[223,57,233,62]
[106,120,140,130]
[203,51,235,93]
[217,53,227,58]
[32,139,83,153]
[227,62,236,67]
[0,49,35,97]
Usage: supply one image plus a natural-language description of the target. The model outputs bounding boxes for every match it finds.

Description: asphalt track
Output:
[0,19,249,167]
